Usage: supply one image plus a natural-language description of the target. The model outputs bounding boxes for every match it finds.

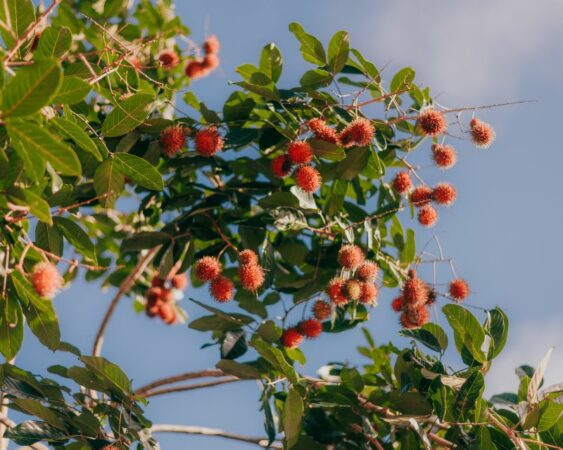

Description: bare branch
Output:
[135,369,227,395]
[142,377,241,398]
[150,424,282,449]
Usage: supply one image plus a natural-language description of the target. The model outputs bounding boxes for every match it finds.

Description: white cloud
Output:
[363,0,563,103]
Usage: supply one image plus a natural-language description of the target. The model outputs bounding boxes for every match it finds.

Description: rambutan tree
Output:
[0,1,561,449]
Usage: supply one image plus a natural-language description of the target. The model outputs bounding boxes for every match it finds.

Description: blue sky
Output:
[9,1,563,449]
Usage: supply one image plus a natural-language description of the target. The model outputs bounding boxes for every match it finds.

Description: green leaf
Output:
[121,231,170,252]
[7,188,52,225]
[35,222,63,256]
[0,0,35,49]
[300,69,332,88]
[51,117,102,161]
[538,401,563,432]
[341,367,364,392]
[288,22,326,66]
[259,192,300,209]
[390,67,415,93]
[2,59,62,117]
[484,307,509,360]
[216,359,261,379]
[5,421,67,445]
[251,337,298,385]
[328,31,350,73]
[80,356,132,395]
[53,216,97,263]
[223,92,256,122]
[11,398,67,431]
[221,331,247,359]
[52,77,91,105]
[113,153,163,191]
[400,323,448,353]
[454,371,485,420]
[0,292,24,360]
[35,26,72,58]
[7,120,81,177]
[310,139,345,161]
[189,314,253,332]
[283,389,304,448]
[259,43,283,82]
[443,303,486,363]
[11,271,60,351]
[101,93,154,137]
[93,159,124,207]
[334,147,370,180]
[400,228,416,263]
[351,49,380,82]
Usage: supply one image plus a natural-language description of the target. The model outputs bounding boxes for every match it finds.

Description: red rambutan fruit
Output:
[185,60,208,79]
[294,165,321,193]
[202,53,220,71]
[159,303,177,325]
[30,262,62,298]
[281,327,303,349]
[159,288,174,304]
[449,279,470,301]
[359,282,378,305]
[427,288,438,305]
[432,144,457,169]
[158,50,180,69]
[160,125,187,157]
[171,273,188,290]
[432,183,457,206]
[469,118,496,149]
[418,109,447,137]
[239,249,259,266]
[194,256,222,282]
[355,261,379,282]
[146,287,163,305]
[338,244,365,270]
[339,117,375,148]
[391,296,404,312]
[307,118,340,145]
[344,279,362,301]
[271,154,292,178]
[326,278,348,306]
[400,305,429,329]
[238,264,265,291]
[288,141,313,164]
[210,276,234,303]
[312,300,332,321]
[146,302,160,317]
[151,275,164,287]
[299,318,323,339]
[418,205,438,227]
[392,172,412,195]
[410,185,432,207]
[203,35,220,54]
[195,127,224,157]
[402,272,429,306]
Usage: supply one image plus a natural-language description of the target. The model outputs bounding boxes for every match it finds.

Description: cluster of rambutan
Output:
[392,173,457,228]
[391,270,470,329]
[307,116,375,148]
[159,124,224,158]
[30,262,62,299]
[185,35,220,80]
[194,250,266,303]
[145,273,188,325]
[281,299,331,349]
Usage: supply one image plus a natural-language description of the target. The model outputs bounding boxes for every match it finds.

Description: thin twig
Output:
[141,377,241,398]
[135,369,227,395]
[150,424,282,449]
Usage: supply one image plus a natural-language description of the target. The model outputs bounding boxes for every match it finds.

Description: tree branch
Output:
[0,414,48,450]
[150,424,282,449]
[142,377,241,398]
[135,369,227,395]
[92,246,159,356]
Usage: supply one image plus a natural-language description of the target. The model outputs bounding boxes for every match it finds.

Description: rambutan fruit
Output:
[160,125,187,157]
[355,261,379,282]
[158,50,180,69]
[203,35,220,54]
[159,303,177,325]
[271,154,292,178]
[202,53,220,71]
[238,264,265,291]
[410,185,432,207]
[432,144,457,169]
[30,262,62,298]
[287,141,313,164]
[185,60,208,79]
[338,244,365,270]
[418,109,447,136]
[432,183,457,206]
[159,288,174,304]
[326,278,348,306]
[312,300,331,321]
[307,118,340,145]
[449,279,470,301]
[194,256,222,282]
[195,127,224,157]
[151,275,164,287]
[359,282,378,305]
[281,327,303,349]
[400,305,429,329]
[402,273,429,306]
[294,165,321,193]
[239,249,259,266]
[392,172,412,195]
[339,117,375,148]
[171,273,188,290]
[298,318,323,339]
[391,296,404,312]
[469,118,495,149]
[344,279,362,301]
[146,287,163,305]
[210,276,234,303]
[418,205,438,227]
[427,288,438,305]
